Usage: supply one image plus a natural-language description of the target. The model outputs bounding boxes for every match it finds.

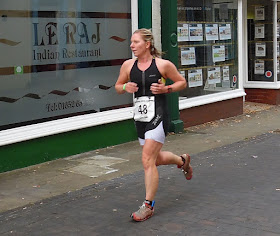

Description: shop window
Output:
[0,0,132,130]
[247,0,275,82]
[177,0,239,99]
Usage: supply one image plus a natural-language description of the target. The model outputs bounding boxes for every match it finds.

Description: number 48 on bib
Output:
[133,96,155,122]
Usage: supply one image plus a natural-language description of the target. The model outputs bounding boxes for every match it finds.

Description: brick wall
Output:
[245,88,280,105]
[180,97,243,128]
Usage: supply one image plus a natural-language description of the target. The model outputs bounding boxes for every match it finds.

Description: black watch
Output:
[167,85,172,93]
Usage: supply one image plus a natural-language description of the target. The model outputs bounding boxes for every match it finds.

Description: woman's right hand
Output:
[124,82,138,93]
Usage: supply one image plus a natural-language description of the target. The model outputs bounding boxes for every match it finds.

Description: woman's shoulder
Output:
[155,58,175,72]
[155,57,173,66]
[121,58,137,71]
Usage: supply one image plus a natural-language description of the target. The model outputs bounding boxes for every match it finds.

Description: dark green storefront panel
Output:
[161,0,184,133]
[0,120,137,173]
[138,0,152,29]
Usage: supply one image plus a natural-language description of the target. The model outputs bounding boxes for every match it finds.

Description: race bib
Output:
[133,96,155,122]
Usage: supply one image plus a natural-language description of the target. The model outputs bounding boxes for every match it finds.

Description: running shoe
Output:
[131,202,154,222]
[178,154,193,180]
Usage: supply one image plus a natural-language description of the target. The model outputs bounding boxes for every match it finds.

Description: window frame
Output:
[244,0,280,89]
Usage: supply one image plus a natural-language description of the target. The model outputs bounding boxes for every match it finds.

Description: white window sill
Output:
[0,89,246,147]
[0,107,134,147]
[244,82,280,89]
[179,89,246,110]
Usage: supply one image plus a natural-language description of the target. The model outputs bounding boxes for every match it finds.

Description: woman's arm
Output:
[151,58,187,94]
[115,59,139,94]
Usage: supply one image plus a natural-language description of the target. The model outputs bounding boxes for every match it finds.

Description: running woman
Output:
[115,28,193,222]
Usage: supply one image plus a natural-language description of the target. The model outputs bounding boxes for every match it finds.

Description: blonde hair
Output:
[133,28,162,57]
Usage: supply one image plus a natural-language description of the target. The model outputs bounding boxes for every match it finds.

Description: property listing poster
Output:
[219,24,231,40]
[205,24,219,41]
[207,67,221,84]
[255,42,266,57]
[222,66,230,81]
[181,47,196,65]
[213,45,225,63]
[188,69,203,88]
[178,24,189,42]
[179,70,186,78]
[222,66,231,88]
[255,60,265,74]
[255,24,265,39]
[189,24,203,41]
[255,6,265,21]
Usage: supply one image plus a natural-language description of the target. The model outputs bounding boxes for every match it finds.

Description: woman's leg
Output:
[142,139,163,201]
[155,151,184,166]
[156,151,193,180]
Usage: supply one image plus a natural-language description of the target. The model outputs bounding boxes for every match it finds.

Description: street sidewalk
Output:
[0,102,280,235]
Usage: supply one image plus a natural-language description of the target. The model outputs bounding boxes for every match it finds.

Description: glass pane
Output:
[247,0,274,82]
[177,0,239,99]
[0,0,132,130]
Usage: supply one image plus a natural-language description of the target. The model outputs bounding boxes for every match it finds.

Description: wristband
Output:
[123,83,127,91]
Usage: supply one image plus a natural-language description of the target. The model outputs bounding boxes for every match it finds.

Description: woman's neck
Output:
[137,54,153,64]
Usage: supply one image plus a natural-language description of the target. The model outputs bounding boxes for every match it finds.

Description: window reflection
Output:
[0,0,132,130]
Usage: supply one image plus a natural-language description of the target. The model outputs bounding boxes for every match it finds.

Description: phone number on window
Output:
[46,100,83,112]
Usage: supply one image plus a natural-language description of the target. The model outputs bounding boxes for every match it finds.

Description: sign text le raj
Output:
[33,22,101,46]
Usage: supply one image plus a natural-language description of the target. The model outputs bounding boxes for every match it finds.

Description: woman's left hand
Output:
[151,79,166,94]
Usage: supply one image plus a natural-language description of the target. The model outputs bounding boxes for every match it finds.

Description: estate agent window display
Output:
[177,0,239,99]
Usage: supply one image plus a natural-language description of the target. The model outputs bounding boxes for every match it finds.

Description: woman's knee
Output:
[141,139,163,169]
[142,152,155,170]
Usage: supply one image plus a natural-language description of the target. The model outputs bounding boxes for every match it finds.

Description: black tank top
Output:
[130,58,163,98]
[130,58,168,122]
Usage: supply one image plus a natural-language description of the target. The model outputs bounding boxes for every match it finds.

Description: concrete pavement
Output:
[0,102,280,235]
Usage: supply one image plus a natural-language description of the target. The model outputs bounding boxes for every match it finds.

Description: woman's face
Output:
[130,33,150,57]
